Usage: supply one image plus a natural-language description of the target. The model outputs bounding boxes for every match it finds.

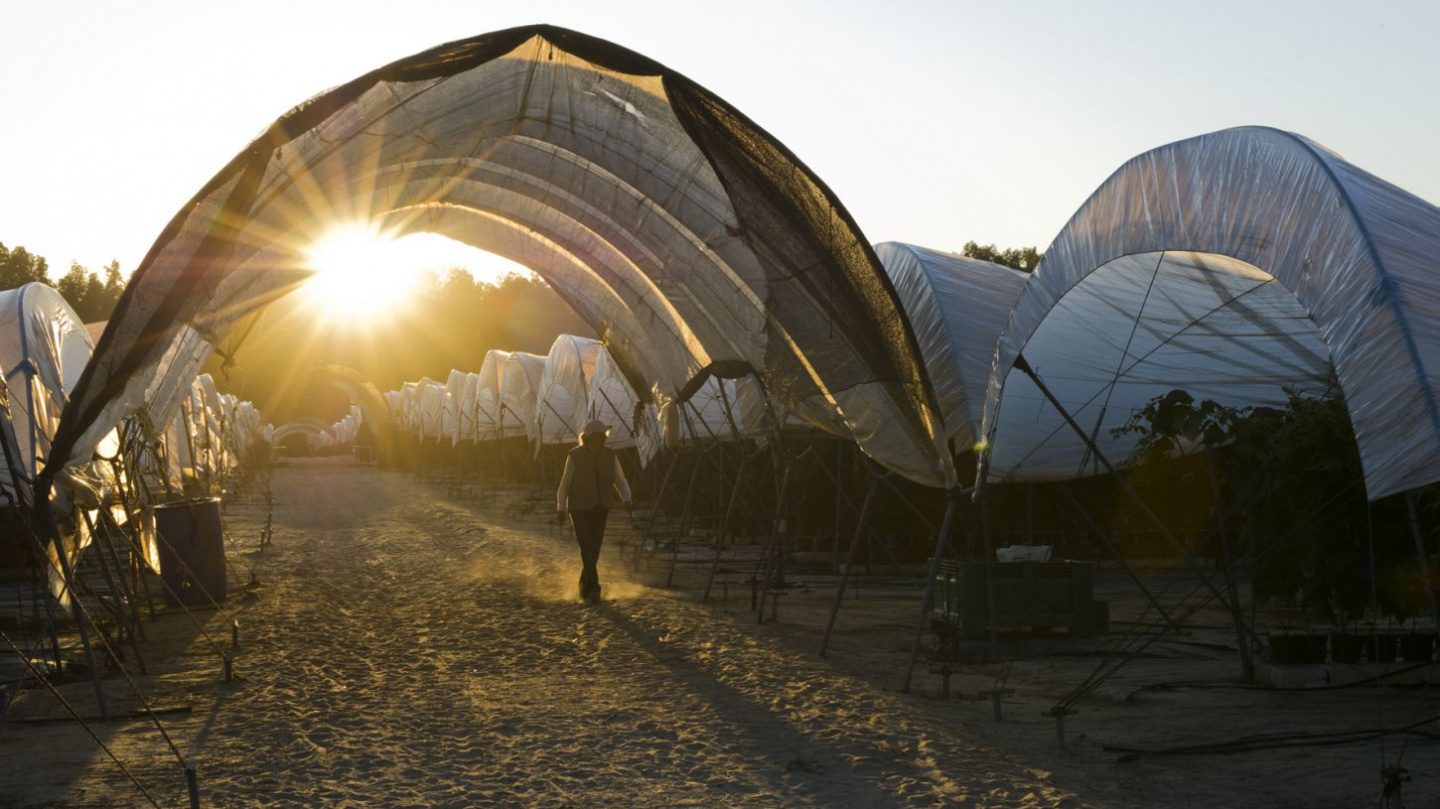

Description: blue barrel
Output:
[154,498,228,606]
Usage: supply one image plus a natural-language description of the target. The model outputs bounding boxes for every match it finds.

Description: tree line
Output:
[960,241,1043,272]
[0,241,125,322]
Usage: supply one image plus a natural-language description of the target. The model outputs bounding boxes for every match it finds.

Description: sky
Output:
[2,0,1437,281]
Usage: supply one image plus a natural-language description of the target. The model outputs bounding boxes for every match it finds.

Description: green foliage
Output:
[1116,386,1424,628]
[1113,389,1245,460]
[0,242,51,290]
[960,241,1044,273]
[0,242,125,322]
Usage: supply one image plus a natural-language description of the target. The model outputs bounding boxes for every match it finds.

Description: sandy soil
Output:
[0,458,1436,807]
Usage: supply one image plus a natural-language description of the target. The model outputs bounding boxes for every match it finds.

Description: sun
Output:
[302,224,422,320]
[301,225,536,322]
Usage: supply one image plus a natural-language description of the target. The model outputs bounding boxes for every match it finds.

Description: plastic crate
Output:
[932,560,1094,638]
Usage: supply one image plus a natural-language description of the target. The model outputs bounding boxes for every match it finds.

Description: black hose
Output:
[1104,714,1440,762]
[1129,662,1437,699]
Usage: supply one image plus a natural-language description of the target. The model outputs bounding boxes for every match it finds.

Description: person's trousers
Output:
[570,507,609,600]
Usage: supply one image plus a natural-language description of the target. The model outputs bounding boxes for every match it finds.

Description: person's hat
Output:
[581,419,611,435]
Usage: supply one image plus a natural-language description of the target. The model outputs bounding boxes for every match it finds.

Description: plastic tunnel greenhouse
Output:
[535,335,601,448]
[874,242,1029,455]
[40,24,953,502]
[978,126,1440,501]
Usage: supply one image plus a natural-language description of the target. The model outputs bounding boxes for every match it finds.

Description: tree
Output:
[961,241,1043,273]
[1115,386,1421,630]
[0,242,51,289]
[98,260,125,314]
[56,261,91,312]
[43,258,125,321]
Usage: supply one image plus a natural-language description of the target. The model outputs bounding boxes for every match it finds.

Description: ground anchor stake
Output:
[1047,706,1076,749]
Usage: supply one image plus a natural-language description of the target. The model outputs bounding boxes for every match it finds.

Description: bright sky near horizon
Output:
[2,0,1437,280]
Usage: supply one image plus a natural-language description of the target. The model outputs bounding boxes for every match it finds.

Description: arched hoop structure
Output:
[874,242,1028,454]
[475,349,510,440]
[43,24,951,495]
[499,352,546,442]
[536,334,601,447]
[979,126,1440,500]
[272,418,327,445]
[0,283,94,495]
[315,364,393,459]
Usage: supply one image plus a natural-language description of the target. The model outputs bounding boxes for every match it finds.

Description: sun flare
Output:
[302,225,535,322]
[302,225,420,320]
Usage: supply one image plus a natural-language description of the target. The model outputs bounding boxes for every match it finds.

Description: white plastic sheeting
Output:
[987,251,1333,481]
[980,127,1440,500]
[196,374,229,473]
[395,383,419,435]
[499,352,546,442]
[0,284,94,494]
[476,350,509,440]
[414,379,449,441]
[657,375,815,447]
[456,372,481,443]
[328,404,364,445]
[44,25,951,496]
[443,370,467,445]
[875,242,1028,453]
[162,377,210,488]
[535,335,601,446]
[660,376,745,448]
[231,401,265,455]
[588,347,661,465]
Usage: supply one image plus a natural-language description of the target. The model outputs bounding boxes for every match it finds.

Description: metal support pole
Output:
[832,441,844,566]
[756,456,795,624]
[1207,450,1254,682]
[980,487,1000,663]
[704,447,757,603]
[636,450,682,570]
[902,490,961,693]
[1056,483,1181,633]
[49,526,111,721]
[1011,354,1256,647]
[80,508,148,674]
[666,454,705,587]
[820,474,881,657]
[1405,491,1440,631]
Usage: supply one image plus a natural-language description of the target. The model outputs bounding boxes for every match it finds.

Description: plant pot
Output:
[1364,633,1399,663]
[1400,633,1436,663]
[1330,633,1365,664]
[1270,634,1327,665]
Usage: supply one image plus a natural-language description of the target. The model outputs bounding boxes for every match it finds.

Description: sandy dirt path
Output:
[2,459,1081,808]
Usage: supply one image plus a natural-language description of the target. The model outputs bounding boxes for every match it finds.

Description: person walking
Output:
[556,419,633,602]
